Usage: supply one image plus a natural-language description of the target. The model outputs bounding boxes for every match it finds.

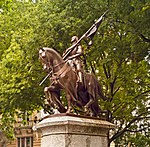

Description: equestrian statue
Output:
[39,11,108,117]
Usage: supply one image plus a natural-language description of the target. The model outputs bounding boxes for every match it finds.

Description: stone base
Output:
[36,113,115,147]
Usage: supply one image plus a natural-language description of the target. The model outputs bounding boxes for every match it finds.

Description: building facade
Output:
[0,110,49,147]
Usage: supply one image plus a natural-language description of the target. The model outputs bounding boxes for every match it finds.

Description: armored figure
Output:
[63,36,84,84]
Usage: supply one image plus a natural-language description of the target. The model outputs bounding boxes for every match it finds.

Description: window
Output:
[17,137,33,147]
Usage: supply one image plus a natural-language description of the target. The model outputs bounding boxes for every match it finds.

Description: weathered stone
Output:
[36,114,115,147]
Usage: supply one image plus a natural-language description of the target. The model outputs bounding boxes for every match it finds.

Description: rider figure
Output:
[63,36,84,84]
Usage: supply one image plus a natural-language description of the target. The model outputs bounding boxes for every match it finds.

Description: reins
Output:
[52,60,66,70]
[39,56,68,86]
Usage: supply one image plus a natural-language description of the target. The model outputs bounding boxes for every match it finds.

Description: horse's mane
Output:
[43,47,63,60]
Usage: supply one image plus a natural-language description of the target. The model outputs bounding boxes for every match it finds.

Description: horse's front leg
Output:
[45,86,66,113]
[44,86,55,108]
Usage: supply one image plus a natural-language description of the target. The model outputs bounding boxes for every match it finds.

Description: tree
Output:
[0,0,149,145]
[87,0,150,145]
[0,1,44,139]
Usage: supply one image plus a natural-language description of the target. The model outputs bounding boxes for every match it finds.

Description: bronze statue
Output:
[39,11,108,117]
[39,47,107,117]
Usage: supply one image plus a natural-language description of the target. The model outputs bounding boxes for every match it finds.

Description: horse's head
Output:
[39,48,52,72]
[39,47,65,73]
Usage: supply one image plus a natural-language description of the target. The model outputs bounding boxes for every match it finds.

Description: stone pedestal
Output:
[36,113,115,147]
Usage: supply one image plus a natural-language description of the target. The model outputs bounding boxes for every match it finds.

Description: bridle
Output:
[39,48,69,86]
[39,49,66,74]
[43,59,66,74]
[52,61,66,70]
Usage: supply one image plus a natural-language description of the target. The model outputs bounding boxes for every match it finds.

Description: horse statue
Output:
[39,47,107,117]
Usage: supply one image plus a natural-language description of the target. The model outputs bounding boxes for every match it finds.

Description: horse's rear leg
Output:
[84,96,94,114]
[44,86,66,113]
[66,92,73,113]
[84,85,95,112]
[84,83,96,116]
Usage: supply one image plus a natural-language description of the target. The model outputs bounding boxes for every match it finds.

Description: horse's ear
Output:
[39,47,45,51]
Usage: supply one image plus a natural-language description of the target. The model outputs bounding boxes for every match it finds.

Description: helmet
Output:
[71,36,78,43]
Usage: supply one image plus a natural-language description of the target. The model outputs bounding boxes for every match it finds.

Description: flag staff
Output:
[63,10,108,60]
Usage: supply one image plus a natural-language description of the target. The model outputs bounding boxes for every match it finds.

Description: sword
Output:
[39,71,52,86]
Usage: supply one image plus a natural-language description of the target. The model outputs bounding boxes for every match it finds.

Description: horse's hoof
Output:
[84,106,89,113]
[44,87,49,92]
[84,107,87,112]
[66,107,73,114]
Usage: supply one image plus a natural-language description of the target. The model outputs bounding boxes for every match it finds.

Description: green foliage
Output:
[0,0,149,145]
